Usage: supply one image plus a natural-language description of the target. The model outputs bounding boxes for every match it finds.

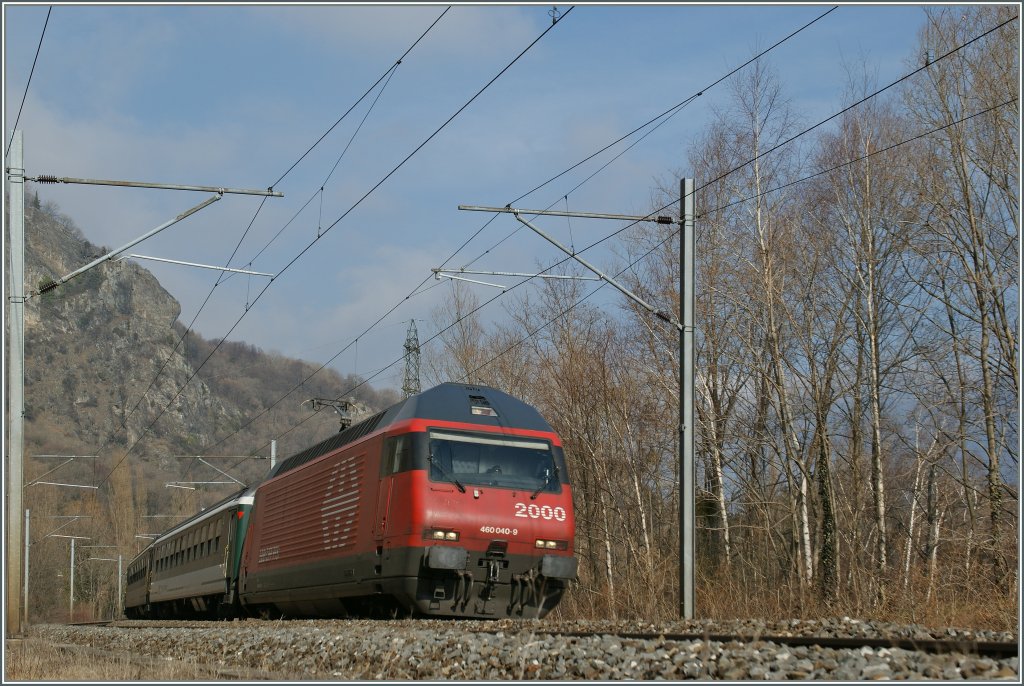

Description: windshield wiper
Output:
[530,465,558,500]
[428,454,466,493]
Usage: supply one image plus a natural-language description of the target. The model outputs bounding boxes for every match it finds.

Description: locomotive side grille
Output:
[321,454,362,551]
[269,409,386,478]
[259,453,364,563]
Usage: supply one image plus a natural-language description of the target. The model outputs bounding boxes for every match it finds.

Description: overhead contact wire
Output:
[96,6,573,490]
[103,8,451,472]
[229,9,1015,474]
[5,6,51,161]
[216,6,843,461]
[205,8,582,460]
[460,98,1023,381]
[254,83,1022,460]
[694,13,1018,196]
[270,7,450,189]
[508,5,839,206]
[450,6,839,273]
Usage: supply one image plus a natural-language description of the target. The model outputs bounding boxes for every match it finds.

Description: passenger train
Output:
[124,383,577,619]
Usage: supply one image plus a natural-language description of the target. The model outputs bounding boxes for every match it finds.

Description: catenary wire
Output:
[458,90,701,270]
[270,7,451,189]
[235,90,1021,467]
[235,62,401,269]
[559,12,1021,243]
[403,6,841,297]
[454,102,1022,381]
[170,10,445,486]
[692,13,1018,198]
[94,6,574,492]
[167,5,569,478]
[200,6,846,464]
[195,8,584,459]
[704,98,1017,217]
[218,3,998,474]
[201,8,1017,515]
[83,8,450,474]
[131,7,1003,490]
[452,6,839,274]
[5,6,51,161]
[507,6,838,207]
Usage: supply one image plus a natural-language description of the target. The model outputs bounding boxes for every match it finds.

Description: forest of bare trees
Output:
[424,7,1018,628]
[14,7,1015,631]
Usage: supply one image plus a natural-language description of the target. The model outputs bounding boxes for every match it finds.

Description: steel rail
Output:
[73,620,1019,659]
[510,628,1020,659]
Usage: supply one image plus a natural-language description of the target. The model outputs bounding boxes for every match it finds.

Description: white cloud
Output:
[255,5,540,63]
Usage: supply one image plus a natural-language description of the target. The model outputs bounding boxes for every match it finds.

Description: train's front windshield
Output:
[428,430,559,493]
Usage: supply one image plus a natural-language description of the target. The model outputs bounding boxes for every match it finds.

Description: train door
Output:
[375,478,393,542]
[376,435,411,543]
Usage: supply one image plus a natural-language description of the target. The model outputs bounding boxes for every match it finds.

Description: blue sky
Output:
[5,2,942,393]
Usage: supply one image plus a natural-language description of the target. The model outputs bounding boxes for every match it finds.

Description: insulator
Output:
[36,174,59,184]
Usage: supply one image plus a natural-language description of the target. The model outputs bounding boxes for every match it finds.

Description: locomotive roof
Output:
[383,382,553,430]
[268,383,554,480]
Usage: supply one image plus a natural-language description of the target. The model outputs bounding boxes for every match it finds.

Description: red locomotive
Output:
[125,383,577,619]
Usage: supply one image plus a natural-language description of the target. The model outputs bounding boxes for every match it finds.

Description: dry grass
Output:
[4,639,226,682]
[550,561,1018,635]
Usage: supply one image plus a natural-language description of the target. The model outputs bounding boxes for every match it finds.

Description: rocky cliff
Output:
[15,194,398,499]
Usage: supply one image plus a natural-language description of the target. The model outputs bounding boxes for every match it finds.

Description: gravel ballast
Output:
[30,618,1019,680]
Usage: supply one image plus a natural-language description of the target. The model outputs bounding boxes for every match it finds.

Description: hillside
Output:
[11,195,400,618]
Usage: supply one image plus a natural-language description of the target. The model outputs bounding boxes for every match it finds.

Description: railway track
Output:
[72,618,1018,658]
[488,627,1020,660]
[37,618,1018,680]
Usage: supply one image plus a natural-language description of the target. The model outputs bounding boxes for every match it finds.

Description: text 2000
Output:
[514,503,567,521]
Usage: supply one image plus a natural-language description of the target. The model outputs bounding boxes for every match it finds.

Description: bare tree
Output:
[903,5,1019,581]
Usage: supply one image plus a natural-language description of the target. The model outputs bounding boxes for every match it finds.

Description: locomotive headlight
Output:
[425,528,460,542]
[535,539,569,550]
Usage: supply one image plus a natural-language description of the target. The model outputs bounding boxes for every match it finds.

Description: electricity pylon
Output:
[402,320,421,398]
